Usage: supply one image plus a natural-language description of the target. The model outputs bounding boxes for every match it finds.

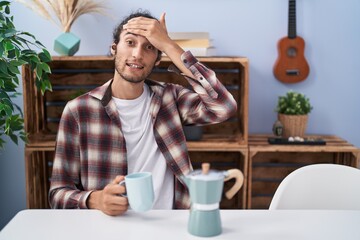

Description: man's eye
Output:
[126,40,134,45]
[146,45,155,51]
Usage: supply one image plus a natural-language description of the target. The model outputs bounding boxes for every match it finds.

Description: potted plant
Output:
[275,90,313,137]
[0,0,52,149]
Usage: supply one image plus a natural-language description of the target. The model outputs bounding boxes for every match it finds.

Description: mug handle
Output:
[119,180,127,197]
[224,169,244,200]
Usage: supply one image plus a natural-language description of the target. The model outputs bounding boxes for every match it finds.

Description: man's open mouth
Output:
[127,63,144,69]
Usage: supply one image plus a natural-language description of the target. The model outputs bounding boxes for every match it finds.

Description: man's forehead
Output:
[122,32,138,37]
[121,31,150,42]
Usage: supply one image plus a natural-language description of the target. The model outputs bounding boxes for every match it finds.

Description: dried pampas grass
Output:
[17,0,109,32]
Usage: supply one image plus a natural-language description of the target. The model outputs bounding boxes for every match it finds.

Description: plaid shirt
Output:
[49,51,237,209]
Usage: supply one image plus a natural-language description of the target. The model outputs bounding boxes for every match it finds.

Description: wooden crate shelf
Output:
[248,134,360,209]
[22,55,249,209]
[22,55,360,210]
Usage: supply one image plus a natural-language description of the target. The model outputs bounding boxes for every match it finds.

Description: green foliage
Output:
[0,1,52,149]
[275,90,313,115]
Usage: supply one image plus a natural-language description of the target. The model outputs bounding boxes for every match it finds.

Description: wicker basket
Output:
[278,114,308,138]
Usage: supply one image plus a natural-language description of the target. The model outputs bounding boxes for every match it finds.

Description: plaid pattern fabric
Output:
[49,51,237,209]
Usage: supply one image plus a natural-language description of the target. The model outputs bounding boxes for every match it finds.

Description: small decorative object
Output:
[272,120,284,137]
[275,90,313,138]
[293,136,304,142]
[54,32,80,56]
[17,0,109,56]
[268,137,326,145]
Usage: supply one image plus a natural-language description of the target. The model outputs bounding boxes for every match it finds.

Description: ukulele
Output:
[273,0,309,83]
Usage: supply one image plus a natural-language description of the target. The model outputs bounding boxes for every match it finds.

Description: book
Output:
[174,39,212,48]
[166,32,216,56]
[169,32,210,40]
[162,47,216,57]
[182,47,216,57]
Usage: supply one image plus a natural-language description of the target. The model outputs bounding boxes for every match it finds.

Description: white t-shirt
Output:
[112,84,174,209]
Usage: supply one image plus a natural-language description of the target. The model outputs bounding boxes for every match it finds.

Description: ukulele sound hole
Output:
[287,47,297,57]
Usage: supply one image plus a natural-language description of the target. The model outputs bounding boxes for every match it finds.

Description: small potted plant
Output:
[275,90,313,137]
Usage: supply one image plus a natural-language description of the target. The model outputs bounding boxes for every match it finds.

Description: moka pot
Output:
[182,163,244,237]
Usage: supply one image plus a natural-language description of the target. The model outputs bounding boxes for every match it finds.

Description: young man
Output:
[49,10,237,216]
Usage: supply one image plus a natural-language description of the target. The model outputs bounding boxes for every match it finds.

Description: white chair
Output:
[269,164,360,210]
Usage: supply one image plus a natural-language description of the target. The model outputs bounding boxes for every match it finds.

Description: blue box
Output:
[54,32,80,56]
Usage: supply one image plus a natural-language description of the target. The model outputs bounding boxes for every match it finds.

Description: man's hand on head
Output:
[123,12,171,53]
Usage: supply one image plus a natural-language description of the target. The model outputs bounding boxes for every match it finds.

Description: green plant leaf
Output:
[20,49,37,56]
[12,102,23,117]
[35,64,43,79]
[12,36,27,48]
[29,55,40,64]
[41,62,51,73]
[7,48,16,58]
[20,132,28,143]
[5,5,9,14]
[3,79,17,91]
[39,49,52,62]
[0,88,10,100]
[0,99,13,116]
[4,29,17,39]
[12,75,19,85]
[0,41,4,55]
[10,59,27,66]
[35,40,45,48]
[20,31,36,40]
[9,133,18,144]
[0,60,8,74]
[7,63,20,75]
[0,1,10,8]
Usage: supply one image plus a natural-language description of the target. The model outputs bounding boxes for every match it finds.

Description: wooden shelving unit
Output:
[22,55,360,210]
[22,55,249,209]
[248,134,360,209]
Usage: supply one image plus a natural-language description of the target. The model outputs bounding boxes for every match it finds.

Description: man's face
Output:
[112,31,159,84]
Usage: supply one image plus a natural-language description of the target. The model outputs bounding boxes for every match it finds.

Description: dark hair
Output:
[112,10,162,61]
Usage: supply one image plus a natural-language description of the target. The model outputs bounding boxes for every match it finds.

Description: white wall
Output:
[1,0,359,229]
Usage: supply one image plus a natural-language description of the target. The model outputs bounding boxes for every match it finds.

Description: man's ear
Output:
[110,44,117,55]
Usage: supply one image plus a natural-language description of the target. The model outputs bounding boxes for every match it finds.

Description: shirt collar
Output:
[89,78,165,106]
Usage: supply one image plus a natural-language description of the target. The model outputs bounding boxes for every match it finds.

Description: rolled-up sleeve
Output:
[172,51,238,124]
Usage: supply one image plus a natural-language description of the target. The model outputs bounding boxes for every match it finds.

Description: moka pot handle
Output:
[224,169,244,200]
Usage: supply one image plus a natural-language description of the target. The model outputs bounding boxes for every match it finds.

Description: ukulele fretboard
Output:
[288,0,297,38]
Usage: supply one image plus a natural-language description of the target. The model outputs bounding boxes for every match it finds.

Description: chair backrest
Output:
[269,164,360,210]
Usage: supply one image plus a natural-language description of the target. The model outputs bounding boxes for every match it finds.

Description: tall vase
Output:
[54,32,80,56]
[278,114,308,138]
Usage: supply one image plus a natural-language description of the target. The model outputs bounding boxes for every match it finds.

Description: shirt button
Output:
[199,77,204,80]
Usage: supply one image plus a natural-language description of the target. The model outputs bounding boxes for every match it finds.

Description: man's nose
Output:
[132,46,144,59]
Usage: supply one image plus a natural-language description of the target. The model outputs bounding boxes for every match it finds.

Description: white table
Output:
[1,209,359,240]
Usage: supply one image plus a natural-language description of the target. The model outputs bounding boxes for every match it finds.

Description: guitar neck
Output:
[288,0,297,38]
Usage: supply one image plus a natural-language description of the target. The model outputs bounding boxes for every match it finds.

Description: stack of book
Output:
[168,32,216,57]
